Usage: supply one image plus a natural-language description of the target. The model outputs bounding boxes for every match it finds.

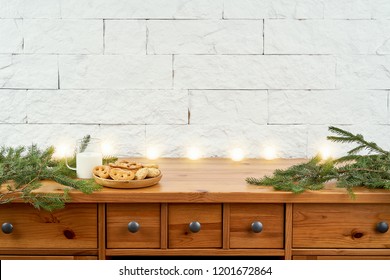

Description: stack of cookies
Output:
[93,159,161,181]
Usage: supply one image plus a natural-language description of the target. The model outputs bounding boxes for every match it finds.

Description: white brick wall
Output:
[59,55,172,89]
[265,20,390,54]
[189,90,268,125]
[174,55,336,89]
[0,0,389,158]
[0,19,23,53]
[147,20,263,54]
[268,90,388,124]
[0,0,61,19]
[27,90,188,124]
[104,20,146,55]
[60,0,223,19]
[23,20,103,54]
[336,56,390,89]
[0,55,57,89]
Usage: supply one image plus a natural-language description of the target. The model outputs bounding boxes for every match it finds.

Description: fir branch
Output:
[79,135,91,153]
[246,126,390,196]
[327,126,389,156]
[103,155,118,165]
[0,140,101,212]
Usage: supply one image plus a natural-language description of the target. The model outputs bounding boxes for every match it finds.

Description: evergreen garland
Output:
[0,136,117,211]
[246,126,390,196]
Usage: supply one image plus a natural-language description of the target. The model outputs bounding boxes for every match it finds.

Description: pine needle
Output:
[0,137,102,212]
[246,126,390,196]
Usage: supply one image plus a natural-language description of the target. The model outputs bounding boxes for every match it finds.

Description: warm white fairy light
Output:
[54,144,72,158]
[319,145,332,160]
[146,147,160,160]
[263,146,277,160]
[187,147,201,160]
[231,148,244,161]
[101,142,113,156]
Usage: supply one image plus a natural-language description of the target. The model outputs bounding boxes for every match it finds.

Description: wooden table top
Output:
[32,158,390,204]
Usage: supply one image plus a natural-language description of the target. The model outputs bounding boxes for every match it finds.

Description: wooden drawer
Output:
[107,204,160,249]
[0,204,97,249]
[293,256,390,260]
[229,204,284,249]
[169,204,222,248]
[293,204,390,248]
[0,256,98,260]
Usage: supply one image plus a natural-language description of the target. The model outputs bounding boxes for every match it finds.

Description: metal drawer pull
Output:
[1,222,13,234]
[376,221,389,233]
[251,221,263,233]
[127,221,140,233]
[189,221,201,233]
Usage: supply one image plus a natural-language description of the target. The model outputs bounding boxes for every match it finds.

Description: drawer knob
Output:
[376,221,389,233]
[251,221,263,233]
[127,221,140,233]
[1,222,13,234]
[189,221,201,233]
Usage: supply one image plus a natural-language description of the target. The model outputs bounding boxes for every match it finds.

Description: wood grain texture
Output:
[293,249,390,255]
[223,204,230,249]
[106,248,285,256]
[293,204,390,248]
[17,158,390,204]
[98,203,106,260]
[284,203,293,260]
[229,204,284,249]
[0,255,97,260]
[161,203,168,249]
[2,159,390,258]
[0,204,97,249]
[293,255,390,260]
[0,249,98,255]
[168,204,222,248]
[106,204,160,249]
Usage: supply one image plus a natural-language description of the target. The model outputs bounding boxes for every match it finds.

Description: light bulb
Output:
[263,146,276,160]
[319,146,332,160]
[101,142,113,156]
[146,147,160,160]
[187,147,201,160]
[54,144,72,158]
[231,148,244,161]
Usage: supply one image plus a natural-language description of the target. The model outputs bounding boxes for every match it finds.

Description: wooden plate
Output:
[93,174,162,189]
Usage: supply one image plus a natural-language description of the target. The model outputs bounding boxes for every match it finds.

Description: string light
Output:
[263,146,277,160]
[319,145,332,160]
[54,144,72,158]
[231,148,244,161]
[187,147,201,160]
[146,147,160,160]
[101,142,113,156]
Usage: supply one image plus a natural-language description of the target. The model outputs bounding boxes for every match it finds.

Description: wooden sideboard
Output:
[1,158,390,260]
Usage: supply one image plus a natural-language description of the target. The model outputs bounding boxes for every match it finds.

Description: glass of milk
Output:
[66,138,103,179]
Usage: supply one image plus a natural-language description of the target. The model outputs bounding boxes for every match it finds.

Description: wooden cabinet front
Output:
[0,255,98,260]
[106,204,161,249]
[293,256,390,260]
[168,204,222,248]
[230,204,284,249]
[0,204,97,249]
[293,204,390,248]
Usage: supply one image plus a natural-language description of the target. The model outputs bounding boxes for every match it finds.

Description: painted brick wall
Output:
[1,0,389,158]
